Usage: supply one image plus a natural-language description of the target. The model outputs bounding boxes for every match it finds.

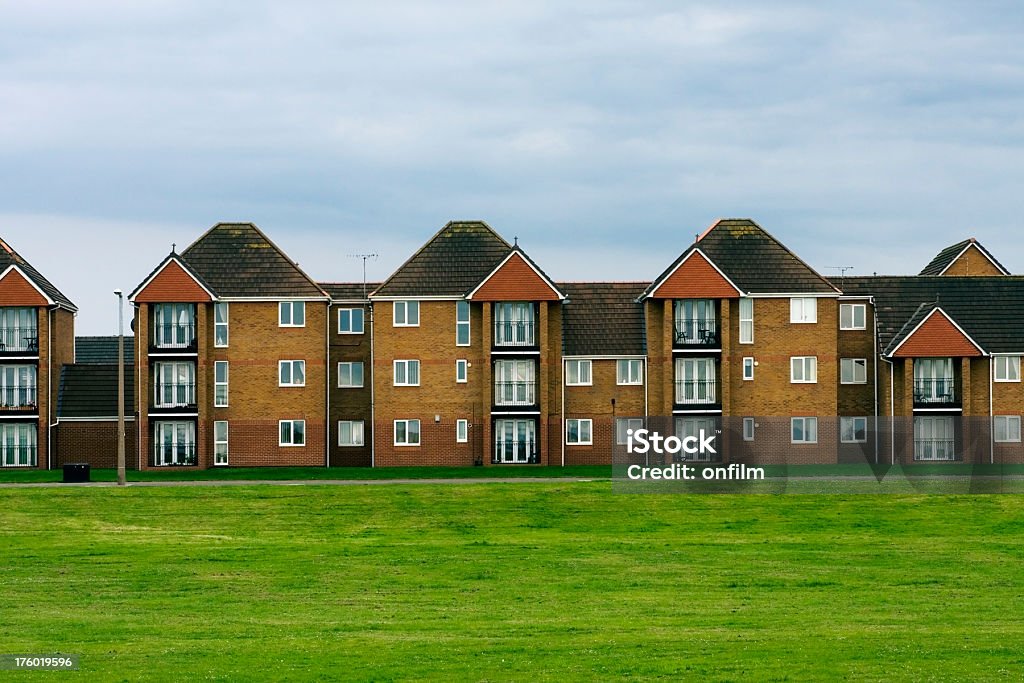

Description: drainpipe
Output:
[326,302,331,468]
[136,304,143,470]
[989,356,994,465]
[871,297,878,465]
[47,307,53,470]
[560,358,565,467]
[369,300,376,468]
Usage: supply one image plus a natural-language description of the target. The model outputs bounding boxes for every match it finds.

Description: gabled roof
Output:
[0,237,77,310]
[179,223,328,299]
[468,248,565,301]
[560,282,648,356]
[889,306,985,358]
[75,336,135,365]
[129,253,216,302]
[919,238,1010,276]
[57,364,134,419]
[842,276,1024,354]
[642,219,838,299]
[372,221,512,297]
[320,282,381,302]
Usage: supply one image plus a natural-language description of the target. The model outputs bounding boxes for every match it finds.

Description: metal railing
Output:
[153,443,197,467]
[914,438,957,461]
[674,379,718,405]
[0,385,38,410]
[494,381,537,406]
[913,378,956,405]
[153,322,196,350]
[0,327,39,353]
[1,445,37,467]
[493,439,538,464]
[494,321,536,347]
[673,319,720,346]
[153,382,196,408]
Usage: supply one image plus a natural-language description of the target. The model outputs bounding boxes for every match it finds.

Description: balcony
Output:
[913,378,959,408]
[914,438,957,461]
[493,321,536,349]
[673,319,720,348]
[493,438,538,464]
[152,382,197,411]
[494,381,537,408]
[0,386,38,413]
[151,322,197,353]
[673,379,720,408]
[152,443,197,467]
[0,327,39,355]
[1,445,37,467]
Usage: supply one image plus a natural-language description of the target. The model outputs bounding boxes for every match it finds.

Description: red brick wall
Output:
[55,421,138,469]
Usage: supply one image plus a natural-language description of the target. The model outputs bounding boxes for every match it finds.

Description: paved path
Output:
[0,477,604,489]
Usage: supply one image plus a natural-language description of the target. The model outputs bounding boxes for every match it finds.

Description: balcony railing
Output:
[913,378,957,406]
[674,379,719,406]
[673,319,720,347]
[0,386,38,411]
[152,323,197,351]
[1,445,37,467]
[153,382,196,409]
[493,439,538,464]
[0,327,39,354]
[914,438,957,461]
[494,381,537,407]
[153,443,197,467]
[494,321,536,348]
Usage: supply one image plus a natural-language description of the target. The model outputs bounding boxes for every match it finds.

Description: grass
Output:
[2,484,1023,680]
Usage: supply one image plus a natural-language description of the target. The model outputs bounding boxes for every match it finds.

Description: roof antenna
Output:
[347,253,379,300]
[826,266,855,289]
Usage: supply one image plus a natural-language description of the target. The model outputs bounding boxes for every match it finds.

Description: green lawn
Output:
[2,484,1023,680]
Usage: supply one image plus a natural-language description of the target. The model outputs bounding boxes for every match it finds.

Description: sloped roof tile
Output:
[0,236,76,310]
[560,282,648,356]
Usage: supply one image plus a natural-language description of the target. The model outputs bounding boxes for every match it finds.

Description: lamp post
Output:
[115,289,126,486]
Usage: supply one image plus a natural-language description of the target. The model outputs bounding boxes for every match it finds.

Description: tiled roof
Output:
[643,219,838,297]
[57,364,135,418]
[372,221,512,297]
[560,282,648,356]
[180,223,327,298]
[919,238,1009,276]
[320,282,381,301]
[75,336,135,365]
[842,276,1024,354]
[0,237,77,310]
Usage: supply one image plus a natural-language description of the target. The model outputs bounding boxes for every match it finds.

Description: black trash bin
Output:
[63,463,91,483]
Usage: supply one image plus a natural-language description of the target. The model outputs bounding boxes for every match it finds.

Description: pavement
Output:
[0,477,603,489]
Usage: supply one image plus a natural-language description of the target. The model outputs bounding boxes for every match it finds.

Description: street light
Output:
[114,289,126,486]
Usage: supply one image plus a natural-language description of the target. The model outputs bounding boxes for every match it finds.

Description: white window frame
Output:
[279,301,306,328]
[154,420,197,466]
[791,417,818,444]
[790,356,818,384]
[994,356,1021,383]
[456,301,470,346]
[566,359,592,386]
[456,419,469,443]
[616,418,645,445]
[994,415,1021,443]
[279,419,306,447]
[279,360,306,387]
[393,360,420,386]
[394,419,421,446]
[0,422,37,467]
[214,420,228,465]
[214,302,229,347]
[566,418,593,445]
[616,359,643,385]
[742,417,755,442]
[338,420,365,447]
[742,357,754,381]
[840,417,868,443]
[214,361,228,407]
[790,297,817,324]
[456,359,468,383]
[739,297,754,344]
[393,300,420,327]
[840,303,866,331]
[914,416,955,460]
[338,307,364,335]
[0,365,38,409]
[154,361,195,408]
[840,358,867,385]
[338,361,364,388]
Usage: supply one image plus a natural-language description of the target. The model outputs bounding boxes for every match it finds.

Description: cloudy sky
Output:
[2,1,1022,334]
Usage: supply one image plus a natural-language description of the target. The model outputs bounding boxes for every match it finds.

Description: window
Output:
[840,358,867,385]
[566,418,593,445]
[279,420,306,446]
[456,301,470,346]
[791,357,817,383]
[0,423,36,467]
[279,301,305,327]
[494,419,537,463]
[279,360,306,387]
[394,419,421,446]
[566,359,592,386]
[742,357,754,381]
[338,307,364,334]
[617,359,643,385]
[153,303,195,349]
[0,307,38,354]
[393,300,419,327]
[154,421,196,466]
[154,362,195,407]
[456,419,469,443]
[214,361,228,407]
[675,418,718,461]
[675,357,716,404]
[338,362,364,388]
[790,297,817,323]
[616,418,645,445]
[914,358,954,404]
[339,420,365,447]
[791,417,818,444]
[214,302,229,347]
[995,415,1021,443]
[456,359,468,383]
[995,356,1021,382]
[840,417,868,443]
[742,417,755,442]
[674,299,717,346]
[0,365,37,408]
[840,303,866,330]
[494,302,534,346]
[739,298,753,344]
[914,416,954,460]
[214,421,228,465]
[495,359,535,405]
[393,360,420,386]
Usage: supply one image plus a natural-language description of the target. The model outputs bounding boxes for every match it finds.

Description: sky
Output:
[2,1,1023,334]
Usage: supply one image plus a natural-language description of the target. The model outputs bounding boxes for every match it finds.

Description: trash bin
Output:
[63,463,91,483]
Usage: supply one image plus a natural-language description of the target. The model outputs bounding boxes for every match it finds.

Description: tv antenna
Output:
[348,253,379,300]
[826,265,855,288]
